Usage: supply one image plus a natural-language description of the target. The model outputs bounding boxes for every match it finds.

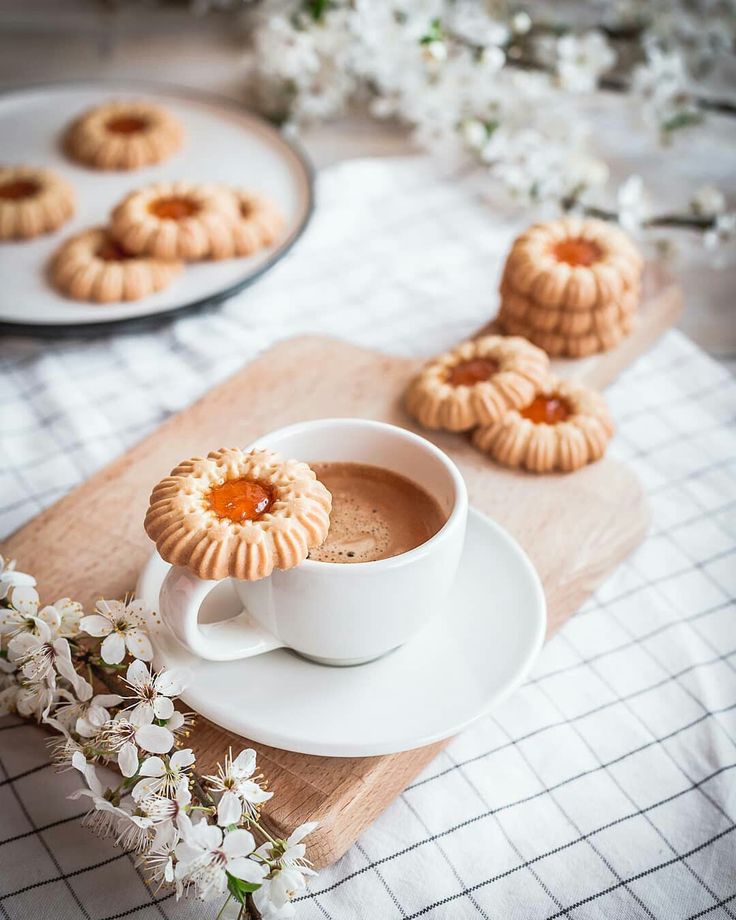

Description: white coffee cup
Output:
[159,418,468,666]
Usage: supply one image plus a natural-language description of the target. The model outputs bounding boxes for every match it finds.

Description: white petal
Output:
[126,630,153,662]
[170,748,195,769]
[96,598,124,618]
[139,755,165,777]
[132,776,159,801]
[232,748,257,779]
[221,828,255,859]
[226,856,268,885]
[135,724,174,754]
[217,791,242,827]
[79,614,112,638]
[240,780,273,805]
[154,669,187,697]
[100,632,126,664]
[153,697,174,720]
[10,584,39,617]
[166,711,184,730]
[126,658,150,689]
[129,701,154,727]
[126,598,148,619]
[118,741,139,778]
[95,694,123,709]
[287,821,318,846]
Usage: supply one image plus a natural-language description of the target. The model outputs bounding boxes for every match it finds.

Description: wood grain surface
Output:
[2,264,681,867]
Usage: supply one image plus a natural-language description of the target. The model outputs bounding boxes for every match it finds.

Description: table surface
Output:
[1,150,735,920]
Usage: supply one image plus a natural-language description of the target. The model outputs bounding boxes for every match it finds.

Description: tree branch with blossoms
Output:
[240,0,735,249]
[0,555,317,920]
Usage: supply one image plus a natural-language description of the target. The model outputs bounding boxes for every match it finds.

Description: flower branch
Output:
[0,555,317,920]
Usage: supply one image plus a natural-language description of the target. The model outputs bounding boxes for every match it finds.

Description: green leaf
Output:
[227,873,261,904]
[304,0,328,21]
[662,111,702,134]
[420,17,443,45]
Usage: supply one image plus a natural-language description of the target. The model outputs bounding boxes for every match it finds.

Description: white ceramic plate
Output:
[0,81,313,334]
[136,508,547,757]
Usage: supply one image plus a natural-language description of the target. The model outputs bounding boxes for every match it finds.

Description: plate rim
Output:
[0,78,315,339]
[137,507,548,757]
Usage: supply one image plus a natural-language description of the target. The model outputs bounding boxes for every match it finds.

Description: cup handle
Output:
[160,566,283,662]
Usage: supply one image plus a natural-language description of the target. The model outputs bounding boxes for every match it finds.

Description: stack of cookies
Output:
[404,333,614,473]
[497,217,643,358]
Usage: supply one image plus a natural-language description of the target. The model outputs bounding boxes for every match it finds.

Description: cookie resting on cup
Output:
[144,447,332,581]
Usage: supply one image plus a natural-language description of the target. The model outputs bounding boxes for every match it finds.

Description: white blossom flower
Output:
[8,619,87,696]
[1,585,78,639]
[53,690,123,738]
[617,175,650,233]
[96,715,175,759]
[133,749,196,801]
[80,598,153,664]
[203,748,273,818]
[704,212,736,252]
[254,870,308,918]
[139,777,192,826]
[175,822,267,899]
[254,821,318,916]
[144,821,181,892]
[69,751,155,849]
[0,555,35,602]
[121,659,185,726]
[556,31,616,93]
[691,185,726,219]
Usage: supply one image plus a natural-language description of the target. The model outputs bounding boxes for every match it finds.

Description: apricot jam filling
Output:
[148,197,199,220]
[96,240,132,262]
[520,395,571,424]
[106,116,149,135]
[207,478,274,523]
[552,238,602,267]
[0,179,40,201]
[447,358,499,387]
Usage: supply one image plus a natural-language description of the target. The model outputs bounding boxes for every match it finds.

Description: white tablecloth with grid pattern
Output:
[1,156,735,920]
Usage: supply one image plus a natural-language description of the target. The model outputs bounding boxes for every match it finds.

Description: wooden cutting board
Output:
[3,263,681,867]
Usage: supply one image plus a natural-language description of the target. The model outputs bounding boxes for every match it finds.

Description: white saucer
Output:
[136,508,546,757]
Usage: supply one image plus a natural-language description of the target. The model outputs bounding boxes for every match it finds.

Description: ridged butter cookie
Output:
[404,334,549,432]
[144,447,332,581]
[64,100,183,171]
[110,181,240,261]
[50,226,182,303]
[0,166,74,240]
[502,216,642,311]
[473,376,614,473]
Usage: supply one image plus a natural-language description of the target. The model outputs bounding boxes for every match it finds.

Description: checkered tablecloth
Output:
[1,156,735,920]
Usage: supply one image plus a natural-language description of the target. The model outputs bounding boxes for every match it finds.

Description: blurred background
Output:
[1,0,734,365]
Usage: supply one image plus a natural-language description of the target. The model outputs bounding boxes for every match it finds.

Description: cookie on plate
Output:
[50,226,182,303]
[472,376,614,473]
[144,447,332,581]
[110,181,240,261]
[218,189,285,258]
[0,166,74,240]
[404,334,549,432]
[64,100,183,171]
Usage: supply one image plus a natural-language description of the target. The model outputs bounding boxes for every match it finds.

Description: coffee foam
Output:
[308,462,446,564]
